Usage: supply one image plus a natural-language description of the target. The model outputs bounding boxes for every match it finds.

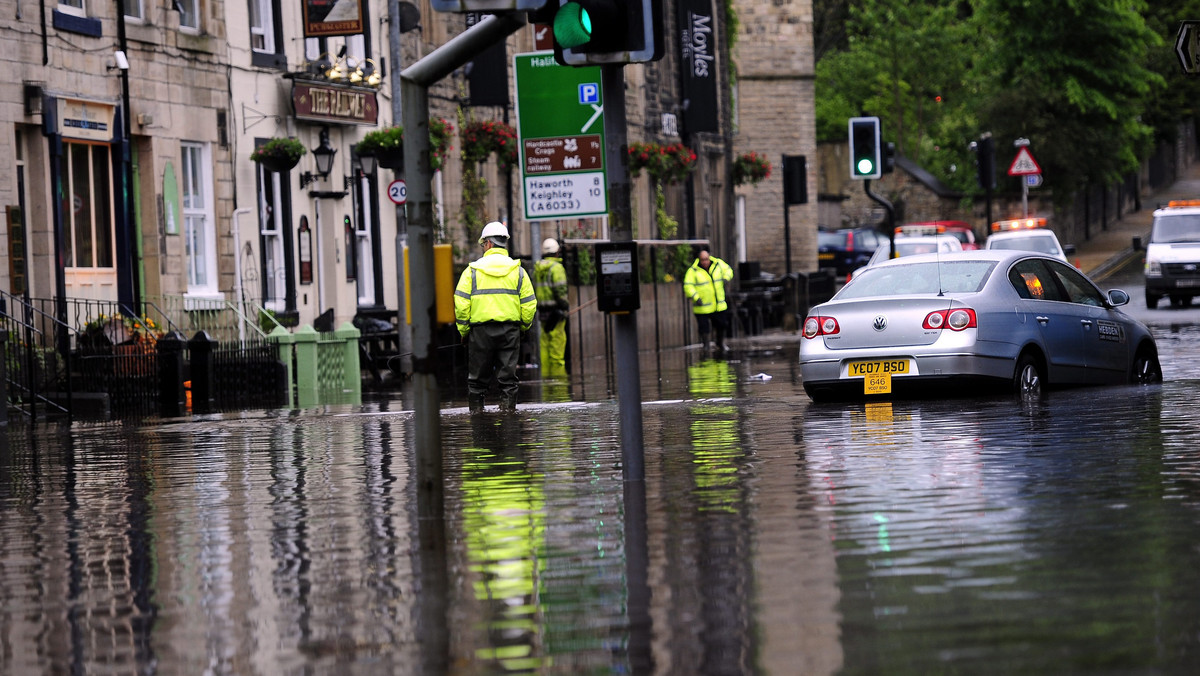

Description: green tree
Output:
[971,0,1162,203]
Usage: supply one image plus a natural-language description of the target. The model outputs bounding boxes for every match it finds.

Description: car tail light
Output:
[803,315,840,338]
[923,308,977,331]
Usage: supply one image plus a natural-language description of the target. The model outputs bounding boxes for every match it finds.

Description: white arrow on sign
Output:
[1026,173,1043,188]
[1177,21,1200,74]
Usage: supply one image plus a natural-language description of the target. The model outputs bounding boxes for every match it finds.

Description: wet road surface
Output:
[3,307,1200,673]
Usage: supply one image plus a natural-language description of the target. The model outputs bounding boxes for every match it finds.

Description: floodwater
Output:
[4,340,1200,675]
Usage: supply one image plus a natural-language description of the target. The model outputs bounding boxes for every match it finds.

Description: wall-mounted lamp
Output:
[300,127,337,190]
[357,151,378,178]
[109,50,129,71]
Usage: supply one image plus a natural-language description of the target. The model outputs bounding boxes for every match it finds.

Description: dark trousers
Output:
[695,309,730,341]
[467,322,522,400]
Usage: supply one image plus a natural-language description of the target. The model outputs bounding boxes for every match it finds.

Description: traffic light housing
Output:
[548,0,663,66]
[848,117,881,179]
[881,141,896,174]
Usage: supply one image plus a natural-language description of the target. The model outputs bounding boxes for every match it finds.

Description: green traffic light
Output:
[857,158,874,175]
[554,3,593,49]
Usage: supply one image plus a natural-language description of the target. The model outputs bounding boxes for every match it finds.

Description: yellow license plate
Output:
[864,373,891,395]
[818,253,834,260]
[848,359,910,377]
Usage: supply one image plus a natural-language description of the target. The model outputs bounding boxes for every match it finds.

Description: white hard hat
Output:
[542,238,560,255]
[478,221,510,245]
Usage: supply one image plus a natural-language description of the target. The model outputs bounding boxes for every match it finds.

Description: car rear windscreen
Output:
[837,260,997,298]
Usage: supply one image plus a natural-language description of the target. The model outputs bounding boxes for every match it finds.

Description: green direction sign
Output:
[513,52,607,221]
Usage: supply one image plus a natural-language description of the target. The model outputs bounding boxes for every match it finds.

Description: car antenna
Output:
[936,240,945,296]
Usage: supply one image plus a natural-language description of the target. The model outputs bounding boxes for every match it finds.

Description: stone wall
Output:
[732,0,818,276]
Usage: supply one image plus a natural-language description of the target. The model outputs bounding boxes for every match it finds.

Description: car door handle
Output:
[1036,316,1049,325]
[1081,320,1093,328]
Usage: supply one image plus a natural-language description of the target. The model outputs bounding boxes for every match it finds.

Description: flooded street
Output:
[4,333,1200,674]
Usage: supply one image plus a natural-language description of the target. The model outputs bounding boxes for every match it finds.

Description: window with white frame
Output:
[248,0,274,52]
[64,141,115,270]
[58,0,85,17]
[178,0,199,31]
[125,0,144,21]
[181,142,218,297]
[257,165,286,311]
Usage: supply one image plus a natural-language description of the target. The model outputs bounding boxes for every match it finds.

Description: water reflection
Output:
[6,360,1200,673]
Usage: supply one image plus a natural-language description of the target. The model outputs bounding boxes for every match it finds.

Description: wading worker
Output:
[683,246,734,354]
[534,238,570,376]
[455,222,537,413]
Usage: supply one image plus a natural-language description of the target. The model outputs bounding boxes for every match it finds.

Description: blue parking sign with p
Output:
[579,83,599,104]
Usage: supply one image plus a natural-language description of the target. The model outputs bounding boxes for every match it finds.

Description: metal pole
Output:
[400,73,447,676]
[389,0,412,374]
[782,156,792,275]
[602,64,645,479]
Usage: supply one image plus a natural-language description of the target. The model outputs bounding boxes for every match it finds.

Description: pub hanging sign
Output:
[292,82,379,126]
[303,0,365,37]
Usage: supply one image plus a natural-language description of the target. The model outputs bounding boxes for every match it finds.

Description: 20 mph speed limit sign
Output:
[388,180,407,205]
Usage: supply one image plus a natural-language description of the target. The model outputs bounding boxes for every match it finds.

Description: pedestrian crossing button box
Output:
[595,241,640,313]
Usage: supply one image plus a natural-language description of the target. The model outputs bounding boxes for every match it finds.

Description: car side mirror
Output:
[1063,243,1077,256]
[1107,289,1130,307]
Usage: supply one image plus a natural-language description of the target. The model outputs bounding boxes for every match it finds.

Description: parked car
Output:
[847,234,962,281]
[1143,199,1200,308]
[899,221,980,250]
[799,250,1162,402]
[985,229,1074,263]
[984,218,1075,264]
[818,227,886,278]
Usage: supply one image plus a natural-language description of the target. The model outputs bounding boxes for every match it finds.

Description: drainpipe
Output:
[233,207,251,342]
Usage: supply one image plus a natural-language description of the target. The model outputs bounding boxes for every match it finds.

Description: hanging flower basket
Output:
[627,142,697,184]
[732,151,772,186]
[461,119,518,170]
[249,137,306,173]
[357,125,404,168]
[430,117,453,171]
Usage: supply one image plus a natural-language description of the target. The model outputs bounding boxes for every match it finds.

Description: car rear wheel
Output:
[1131,346,1163,384]
[1013,353,1044,399]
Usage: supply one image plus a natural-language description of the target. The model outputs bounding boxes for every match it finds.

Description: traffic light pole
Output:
[397,15,526,674]
[602,63,646,480]
[864,179,896,250]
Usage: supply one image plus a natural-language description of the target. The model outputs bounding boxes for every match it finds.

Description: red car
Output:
[898,221,980,250]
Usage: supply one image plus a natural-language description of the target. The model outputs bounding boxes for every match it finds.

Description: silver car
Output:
[799,250,1162,402]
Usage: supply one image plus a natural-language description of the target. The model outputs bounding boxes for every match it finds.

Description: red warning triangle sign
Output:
[1008,147,1041,176]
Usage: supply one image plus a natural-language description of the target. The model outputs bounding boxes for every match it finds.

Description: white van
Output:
[1144,200,1200,308]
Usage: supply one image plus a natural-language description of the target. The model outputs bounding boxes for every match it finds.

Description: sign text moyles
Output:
[683,10,714,77]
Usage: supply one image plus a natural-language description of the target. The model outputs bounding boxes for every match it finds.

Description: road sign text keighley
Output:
[514,52,607,221]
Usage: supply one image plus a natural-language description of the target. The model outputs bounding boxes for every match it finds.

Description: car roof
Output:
[986,229,1060,242]
[866,249,1049,269]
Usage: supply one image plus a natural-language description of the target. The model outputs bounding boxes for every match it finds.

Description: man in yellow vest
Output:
[683,246,735,354]
[455,222,537,413]
[534,238,569,377]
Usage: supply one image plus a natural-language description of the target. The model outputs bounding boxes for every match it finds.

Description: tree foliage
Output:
[816,0,1170,205]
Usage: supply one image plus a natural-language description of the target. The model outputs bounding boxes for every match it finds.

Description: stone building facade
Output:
[731,0,818,277]
[1,0,816,344]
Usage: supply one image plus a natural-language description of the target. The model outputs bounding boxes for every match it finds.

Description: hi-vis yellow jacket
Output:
[683,256,734,315]
[454,248,537,336]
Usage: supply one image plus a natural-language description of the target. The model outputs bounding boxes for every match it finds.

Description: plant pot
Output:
[375,147,404,170]
[257,154,300,173]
